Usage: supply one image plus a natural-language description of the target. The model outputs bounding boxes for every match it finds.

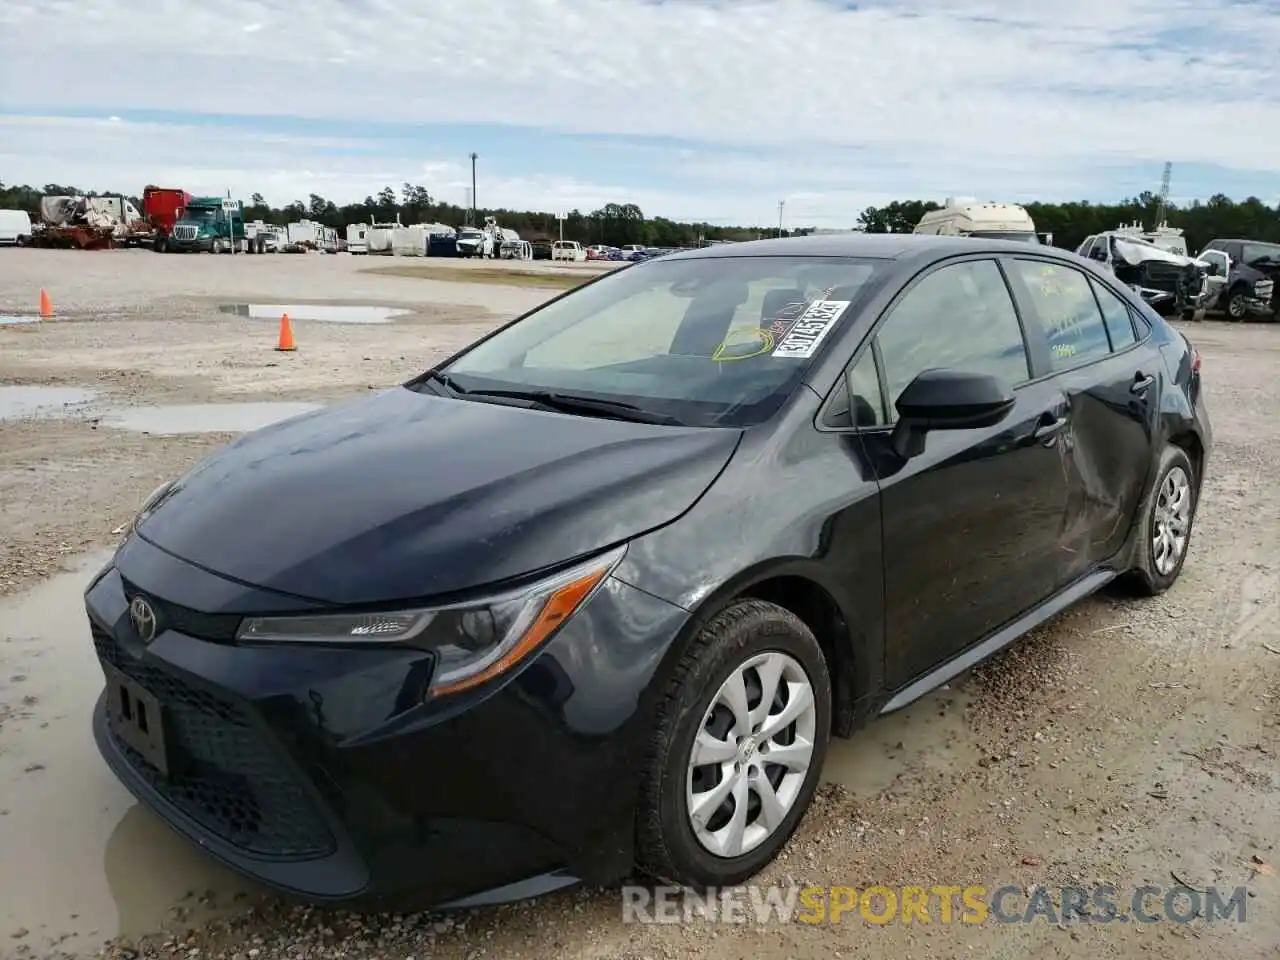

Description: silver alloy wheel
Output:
[1228,293,1246,319]
[685,651,817,858]
[1153,465,1192,576]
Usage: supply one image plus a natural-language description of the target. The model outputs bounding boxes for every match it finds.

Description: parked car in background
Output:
[1076,231,1208,320]
[88,235,1209,912]
[1197,238,1279,319]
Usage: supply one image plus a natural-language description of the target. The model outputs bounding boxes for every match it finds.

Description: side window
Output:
[1012,260,1113,370]
[823,349,886,428]
[875,259,1030,414]
[1242,242,1280,266]
[1089,278,1137,351]
[1087,236,1108,261]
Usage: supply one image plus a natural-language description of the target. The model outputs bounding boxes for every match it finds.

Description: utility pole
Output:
[469,152,478,227]
[1153,161,1172,230]
[777,200,785,237]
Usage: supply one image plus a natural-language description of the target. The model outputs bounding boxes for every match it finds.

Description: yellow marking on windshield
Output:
[712,328,775,362]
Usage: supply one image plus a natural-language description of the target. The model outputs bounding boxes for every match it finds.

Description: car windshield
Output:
[459,230,482,239]
[184,208,217,220]
[430,255,887,428]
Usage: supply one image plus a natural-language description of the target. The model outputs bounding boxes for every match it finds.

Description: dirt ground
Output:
[0,249,1276,960]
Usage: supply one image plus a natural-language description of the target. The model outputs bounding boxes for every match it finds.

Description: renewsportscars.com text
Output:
[621,883,1250,926]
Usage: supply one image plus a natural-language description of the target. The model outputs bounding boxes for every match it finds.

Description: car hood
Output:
[137,387,741,606]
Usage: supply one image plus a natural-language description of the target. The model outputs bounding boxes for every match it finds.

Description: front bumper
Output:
[86,534,688,907]
[166,237,215,253]
[1240,295,1274,317]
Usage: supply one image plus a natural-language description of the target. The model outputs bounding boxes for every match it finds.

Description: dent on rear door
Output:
[1051,360,1154,576]
[1005,260,1157,580]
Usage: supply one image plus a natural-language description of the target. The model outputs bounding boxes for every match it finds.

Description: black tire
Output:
[1225,286,1248,321]
[1123,444,1199,597]
[635,599,831,889]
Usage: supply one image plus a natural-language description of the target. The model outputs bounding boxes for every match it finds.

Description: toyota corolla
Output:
[86,234,1210,909]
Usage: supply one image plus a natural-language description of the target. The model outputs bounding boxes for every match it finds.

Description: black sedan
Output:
[86,234,1210,909]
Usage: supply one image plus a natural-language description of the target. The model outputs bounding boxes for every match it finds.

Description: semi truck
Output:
[166,196,258,253]
[142,186,193,252]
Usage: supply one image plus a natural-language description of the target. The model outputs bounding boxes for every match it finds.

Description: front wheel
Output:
[1225,287,1249,320]
[1123,444,1198,596]
[635,599,831,889]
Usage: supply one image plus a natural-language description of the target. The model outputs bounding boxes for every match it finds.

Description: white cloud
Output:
[2,0,1279,223]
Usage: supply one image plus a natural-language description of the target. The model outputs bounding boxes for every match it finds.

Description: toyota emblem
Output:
[129,595,158,644]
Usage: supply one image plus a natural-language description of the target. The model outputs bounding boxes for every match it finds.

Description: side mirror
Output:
[890,368,1016,459]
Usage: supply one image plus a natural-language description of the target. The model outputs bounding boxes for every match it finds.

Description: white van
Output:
[0,209,33,246]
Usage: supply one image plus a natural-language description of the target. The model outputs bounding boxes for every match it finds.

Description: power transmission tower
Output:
[1153,162,1172,229]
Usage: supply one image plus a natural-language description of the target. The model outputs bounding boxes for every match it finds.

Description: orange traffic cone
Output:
[39,289,53,318]
[275,313,296,352]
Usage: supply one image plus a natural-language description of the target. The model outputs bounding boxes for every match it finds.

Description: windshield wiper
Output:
[462,388,688,426]
[417,370,466,395]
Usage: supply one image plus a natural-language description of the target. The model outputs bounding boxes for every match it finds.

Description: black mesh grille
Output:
[93,624,336,859]
[120,579,241,642]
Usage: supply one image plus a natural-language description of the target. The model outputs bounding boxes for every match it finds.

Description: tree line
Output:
[856,193,1280,254]
[4,177,1278,252]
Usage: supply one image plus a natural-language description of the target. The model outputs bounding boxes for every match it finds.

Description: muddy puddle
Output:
[0,553,259,954]
[0,314,42,326]
[99,402,323,436]
[218,303,409,324]
[821,685,978,796]
[0,386,98,422]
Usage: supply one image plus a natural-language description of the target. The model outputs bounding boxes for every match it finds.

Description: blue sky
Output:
[2,0,1278,227]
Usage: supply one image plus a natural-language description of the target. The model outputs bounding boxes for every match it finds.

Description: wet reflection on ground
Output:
[0,553,258,954]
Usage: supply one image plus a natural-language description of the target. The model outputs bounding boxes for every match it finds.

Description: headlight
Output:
[235,544,626,697]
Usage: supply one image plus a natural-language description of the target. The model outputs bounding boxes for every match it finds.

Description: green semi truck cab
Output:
[166,197,246,253]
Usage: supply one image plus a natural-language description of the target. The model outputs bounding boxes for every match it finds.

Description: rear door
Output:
[1003,257,1159,582]
[850,256,1074,690]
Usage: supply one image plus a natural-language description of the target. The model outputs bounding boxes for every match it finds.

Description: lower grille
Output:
[92,624,336,859]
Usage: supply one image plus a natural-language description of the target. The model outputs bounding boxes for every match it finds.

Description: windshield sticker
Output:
[771,300,849,359]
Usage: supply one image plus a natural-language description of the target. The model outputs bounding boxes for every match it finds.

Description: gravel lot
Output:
[0,249,1277,960]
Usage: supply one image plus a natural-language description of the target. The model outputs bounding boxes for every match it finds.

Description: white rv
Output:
[347,223,369,254]
[914,198,1045,243]
[0,209,33,246]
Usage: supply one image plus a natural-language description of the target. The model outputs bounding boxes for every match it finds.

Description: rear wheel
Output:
[1124,444,1198,596]
[636,599,831,889]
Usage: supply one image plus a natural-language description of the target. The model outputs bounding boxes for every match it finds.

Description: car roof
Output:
[657,233,1074,262]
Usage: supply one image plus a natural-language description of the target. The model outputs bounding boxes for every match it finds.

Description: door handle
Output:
[1033,415,1068,442]
[1131,373,1155,395]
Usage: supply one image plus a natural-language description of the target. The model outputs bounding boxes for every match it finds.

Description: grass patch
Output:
[363,264,589,290]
